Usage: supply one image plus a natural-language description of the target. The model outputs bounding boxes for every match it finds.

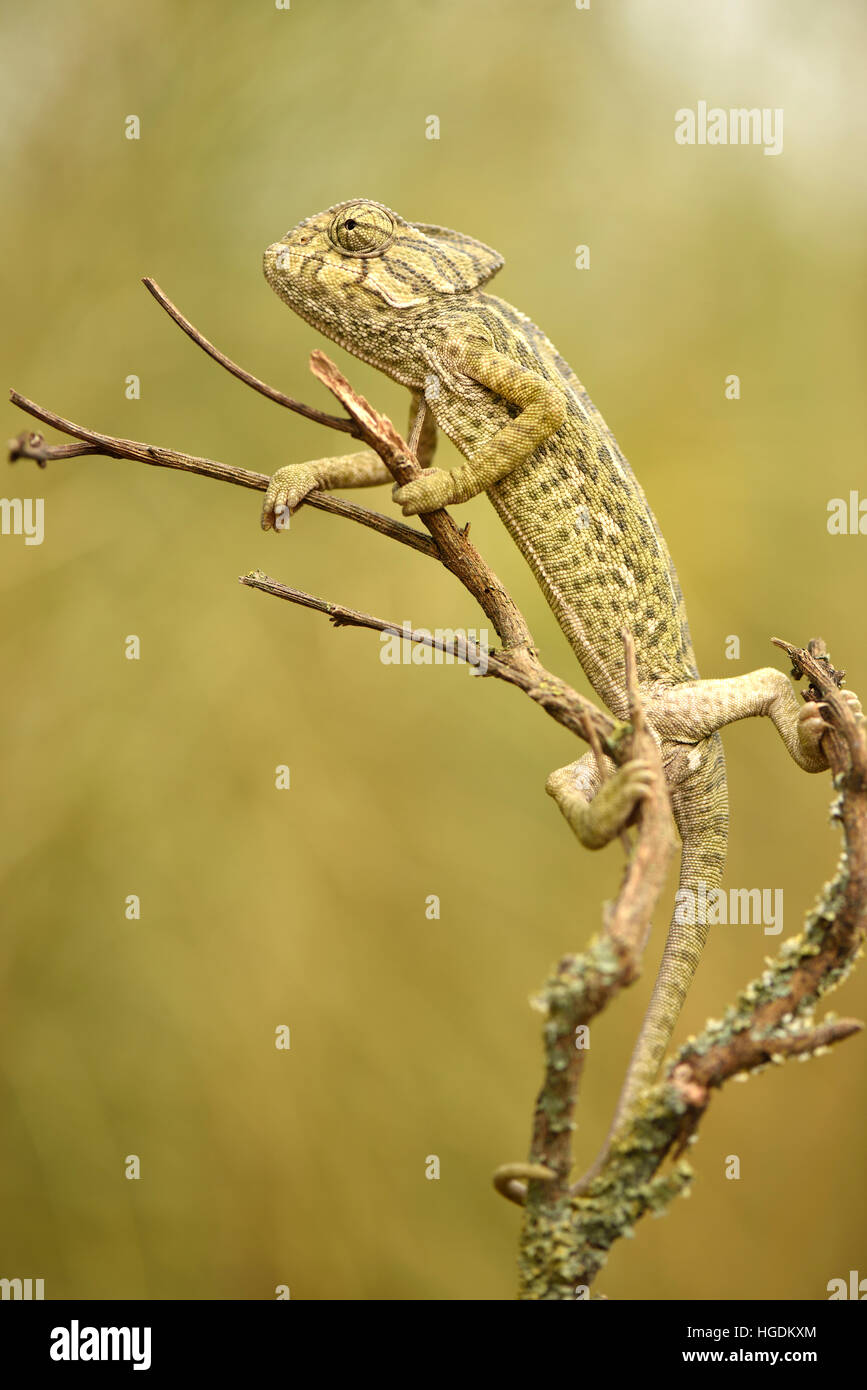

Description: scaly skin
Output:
[260,199,861,1194]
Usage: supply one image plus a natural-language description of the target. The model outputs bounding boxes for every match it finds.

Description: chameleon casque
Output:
[260,198,858,1189]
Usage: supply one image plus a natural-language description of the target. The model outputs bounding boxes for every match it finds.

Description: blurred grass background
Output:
[1,0,865,1300]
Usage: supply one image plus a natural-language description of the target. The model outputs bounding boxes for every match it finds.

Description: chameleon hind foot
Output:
[798,690,863,762]
[546,757,656,850]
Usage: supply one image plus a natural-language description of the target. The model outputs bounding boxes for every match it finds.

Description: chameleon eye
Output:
[328,203,395,257]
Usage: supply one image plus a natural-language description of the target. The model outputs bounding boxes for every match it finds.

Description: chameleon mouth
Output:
[264,241,307,283]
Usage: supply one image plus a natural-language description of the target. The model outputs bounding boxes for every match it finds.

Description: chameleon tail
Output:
[576,733,729,1190]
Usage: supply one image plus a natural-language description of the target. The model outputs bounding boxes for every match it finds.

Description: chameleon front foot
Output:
[392,467,455,515]
[261,463,321,531]
[492,1162,557,1207]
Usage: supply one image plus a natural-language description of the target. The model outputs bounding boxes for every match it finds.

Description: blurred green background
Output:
[2,0,865,1300]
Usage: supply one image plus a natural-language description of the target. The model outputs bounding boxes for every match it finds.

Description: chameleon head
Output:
[263,199,504,363]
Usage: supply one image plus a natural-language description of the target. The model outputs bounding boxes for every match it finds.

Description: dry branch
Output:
[9,284,865,1302]
[515,638,867,1297]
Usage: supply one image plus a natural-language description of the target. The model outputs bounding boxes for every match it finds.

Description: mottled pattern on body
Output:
[436,291,698,701]
[262,199,846,1180]
[264,199,695,710]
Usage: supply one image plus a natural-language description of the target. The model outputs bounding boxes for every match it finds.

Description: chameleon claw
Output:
[799,690,864,766]
[492,1161,557,1206]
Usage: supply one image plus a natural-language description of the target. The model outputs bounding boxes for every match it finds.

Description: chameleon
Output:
[259,198,860,1192]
